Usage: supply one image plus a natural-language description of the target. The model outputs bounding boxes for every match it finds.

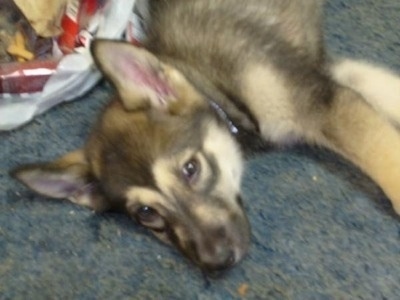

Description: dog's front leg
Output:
[330,59,400,126]
[321,85,400,214]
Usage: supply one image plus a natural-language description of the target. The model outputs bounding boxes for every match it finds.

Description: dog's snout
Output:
[210,249,236,270]
[189,226,243,272]
[199,245,237,272]
[170,200,251,272]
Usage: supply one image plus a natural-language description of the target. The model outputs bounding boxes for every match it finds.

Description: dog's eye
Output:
[136,206,159,224]
[182,158,200,182]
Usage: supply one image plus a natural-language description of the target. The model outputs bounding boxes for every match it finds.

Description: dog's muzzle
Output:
[168,201,251,273]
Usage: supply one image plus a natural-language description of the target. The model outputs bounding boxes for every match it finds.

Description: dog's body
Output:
[12,0,400,272]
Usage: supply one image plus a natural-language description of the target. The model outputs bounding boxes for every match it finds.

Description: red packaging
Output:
[0,60,59,94]
[58,0,81,54]
[58,0,102,54]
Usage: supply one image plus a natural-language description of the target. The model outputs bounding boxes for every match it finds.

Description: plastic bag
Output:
[0,0,136,131]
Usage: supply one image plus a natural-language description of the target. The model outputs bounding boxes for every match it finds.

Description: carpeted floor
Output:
[1,0,400,299]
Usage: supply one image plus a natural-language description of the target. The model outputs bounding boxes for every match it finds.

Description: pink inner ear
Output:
[118,53,175,101]
[23,175,84,198]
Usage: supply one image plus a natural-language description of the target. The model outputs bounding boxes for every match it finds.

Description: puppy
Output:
[11,0,400,272]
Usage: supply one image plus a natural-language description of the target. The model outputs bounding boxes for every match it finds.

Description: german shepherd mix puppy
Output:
[11,0,400,272]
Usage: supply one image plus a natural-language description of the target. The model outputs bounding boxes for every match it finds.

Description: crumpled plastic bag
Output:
[0,0,137,131]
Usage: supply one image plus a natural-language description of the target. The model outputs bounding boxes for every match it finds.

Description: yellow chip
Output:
[7,44,34,60]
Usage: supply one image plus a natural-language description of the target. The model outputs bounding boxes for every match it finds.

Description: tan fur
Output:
[241,58,400,215]
[241,64,298,143]
[202,122,244,199]
[331,59,400,125]
[321,87,400,213]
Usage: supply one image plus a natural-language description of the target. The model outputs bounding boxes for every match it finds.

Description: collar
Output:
[208,100,239,135]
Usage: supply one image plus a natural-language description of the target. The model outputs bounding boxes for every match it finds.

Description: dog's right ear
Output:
[91,39,203,114]
[10,150,109,212]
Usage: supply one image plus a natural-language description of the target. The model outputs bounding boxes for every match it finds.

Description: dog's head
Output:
[11,40,250,272]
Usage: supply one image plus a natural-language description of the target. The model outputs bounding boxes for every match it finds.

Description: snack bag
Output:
[0,0,136,131]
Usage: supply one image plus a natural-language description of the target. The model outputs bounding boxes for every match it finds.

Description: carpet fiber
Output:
[1,1,400,299]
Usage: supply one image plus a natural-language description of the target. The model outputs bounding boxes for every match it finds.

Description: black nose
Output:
[201,250,236,273]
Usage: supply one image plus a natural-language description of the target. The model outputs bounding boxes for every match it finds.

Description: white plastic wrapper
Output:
[125,0,149,45]
[0,0,137,131]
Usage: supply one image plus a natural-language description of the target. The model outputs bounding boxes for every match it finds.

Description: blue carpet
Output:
[1,1,400,299]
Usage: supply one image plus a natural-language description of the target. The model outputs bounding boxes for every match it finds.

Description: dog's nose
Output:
[204,251,236,272]
[178,203,250,272]
[201,249,236,273]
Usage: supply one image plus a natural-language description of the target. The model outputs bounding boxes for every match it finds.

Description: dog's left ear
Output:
[91,39,203,114]
[11,150,109,212]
